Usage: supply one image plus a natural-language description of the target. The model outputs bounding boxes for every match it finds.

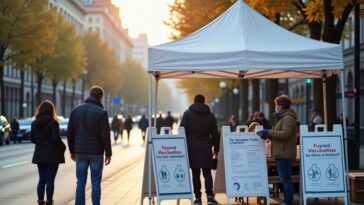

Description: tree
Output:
[82,33,122,94]
[46,14,86,105]
[0,0,56,115]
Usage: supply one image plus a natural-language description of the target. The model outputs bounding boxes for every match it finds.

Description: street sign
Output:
[300,125,348,205]
[113,97,122,104]
[221,126,270,205]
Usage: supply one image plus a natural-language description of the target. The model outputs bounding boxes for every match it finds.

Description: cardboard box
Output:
[349,172,364,203]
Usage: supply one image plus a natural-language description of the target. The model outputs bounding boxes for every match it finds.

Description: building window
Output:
[49,3,53,8]
[96,16,100,23]
[88,27,92,32]
[88,17,92,23]
[96,27,100,32]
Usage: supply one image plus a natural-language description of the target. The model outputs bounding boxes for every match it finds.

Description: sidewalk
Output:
[66,158,364,205]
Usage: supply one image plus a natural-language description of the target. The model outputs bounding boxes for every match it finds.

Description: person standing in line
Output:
[138,113,148,142]
[124,114,133,144]
[156,113,164,134]
[309,108,323,131]
[111,115,120,144]
[180,94,220,205]
[10,117,20,143]
[228,114,238,132]
[67,86,112,205]
[164,111,175,131]
[257,95,297,205]
[31,100,66,205]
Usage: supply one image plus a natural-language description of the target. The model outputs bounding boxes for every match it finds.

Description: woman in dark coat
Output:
[31,100,66,205]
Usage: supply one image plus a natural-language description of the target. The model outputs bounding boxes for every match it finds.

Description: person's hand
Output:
[105,157,111,165]
[214,152,219,158]
[70,153,76,162]
[256,129,269,140]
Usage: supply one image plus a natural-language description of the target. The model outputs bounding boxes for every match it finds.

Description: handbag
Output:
[212,157,218,170]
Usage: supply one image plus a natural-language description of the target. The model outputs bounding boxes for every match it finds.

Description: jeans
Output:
[275,158,293,205]
[37,164,59,201]
[113,129,119,142]
[76,154,104,205]
[191,169,213,198]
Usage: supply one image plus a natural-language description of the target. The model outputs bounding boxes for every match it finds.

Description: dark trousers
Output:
[37,164,59,201]
[191,168,213,198]
[275,158,293,205]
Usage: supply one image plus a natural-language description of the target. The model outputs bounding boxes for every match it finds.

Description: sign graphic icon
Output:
[174,165,185,183]
[159,165,170,183]
[308,164,321,181]
[233,182,240,191]
[325,164,339,181]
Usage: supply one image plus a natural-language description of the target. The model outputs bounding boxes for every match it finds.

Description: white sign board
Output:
[222,126,270,204]
[151,127,193,203]
[300,125,348,205]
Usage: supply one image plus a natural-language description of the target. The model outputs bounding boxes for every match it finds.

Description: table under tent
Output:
[143,0,348,204]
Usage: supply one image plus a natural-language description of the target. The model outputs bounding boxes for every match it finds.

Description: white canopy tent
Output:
[144,0,348,204]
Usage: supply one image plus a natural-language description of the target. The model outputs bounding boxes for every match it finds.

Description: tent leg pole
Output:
[323,77,328,130]
[148,73,153,205]
[154,79,159,127]
[340,70,350,205]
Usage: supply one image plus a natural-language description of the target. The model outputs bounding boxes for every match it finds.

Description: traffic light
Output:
[306,78,312,84]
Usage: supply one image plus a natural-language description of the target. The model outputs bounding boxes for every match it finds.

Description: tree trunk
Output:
[71,80,76,108]
[240,79,249,123]
[19,71,25,118]
[267,79,278,123]
[36,72,44,106]
[252,79,260,112]
[31,70,35,114]
[62,81,66,116]
[52,80,58,105]
[0,64,5,116]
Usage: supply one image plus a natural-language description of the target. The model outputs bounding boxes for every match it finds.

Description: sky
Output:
[111,0,174,46]
[111,0,188,111]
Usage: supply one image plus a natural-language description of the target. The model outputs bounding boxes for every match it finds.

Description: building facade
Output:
[1,0,133,120]
[132,33,149,68]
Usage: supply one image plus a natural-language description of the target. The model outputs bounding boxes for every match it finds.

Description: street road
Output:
[0,127,145,205]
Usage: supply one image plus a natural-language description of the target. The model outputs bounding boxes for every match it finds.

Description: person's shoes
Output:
[37,200,45,205]
[193,197,202,205]
[45,200,54,205]
[207,196,219,205]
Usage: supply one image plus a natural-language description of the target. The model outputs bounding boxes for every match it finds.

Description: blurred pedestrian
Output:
[111,115,120,144]
[10,117,19,143]
[31,100,66,205]
[67,86,112,205]
[257,95,297,205]
[138,113,148,142]
[180,94,220,205]
[309,108,323,131]
[124,114,133,144]
[253,112,270,129]
[164,111,175,131]
[156,113,164,134]
[229,114,238,132]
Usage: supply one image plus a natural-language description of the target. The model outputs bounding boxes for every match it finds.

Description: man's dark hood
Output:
[189,103,210,115]
[33,115,53,129]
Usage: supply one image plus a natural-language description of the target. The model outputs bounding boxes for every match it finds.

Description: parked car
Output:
[59,118,69,136]
[16,118,33,142]
[0,115,11,146]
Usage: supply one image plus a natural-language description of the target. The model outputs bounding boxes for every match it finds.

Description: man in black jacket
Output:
[67,86,112,205]
[180,94,220,205]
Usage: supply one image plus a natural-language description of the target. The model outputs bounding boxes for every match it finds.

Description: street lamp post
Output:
[81,70,88,101]
[233,87,239,120]
[219,81,227,121]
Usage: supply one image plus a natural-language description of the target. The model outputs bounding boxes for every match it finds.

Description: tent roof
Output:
[148,0,343,79]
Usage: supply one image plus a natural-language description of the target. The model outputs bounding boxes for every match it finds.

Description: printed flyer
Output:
[152,137,192,196]
[223,133,269,197]
[301,135,345,193]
